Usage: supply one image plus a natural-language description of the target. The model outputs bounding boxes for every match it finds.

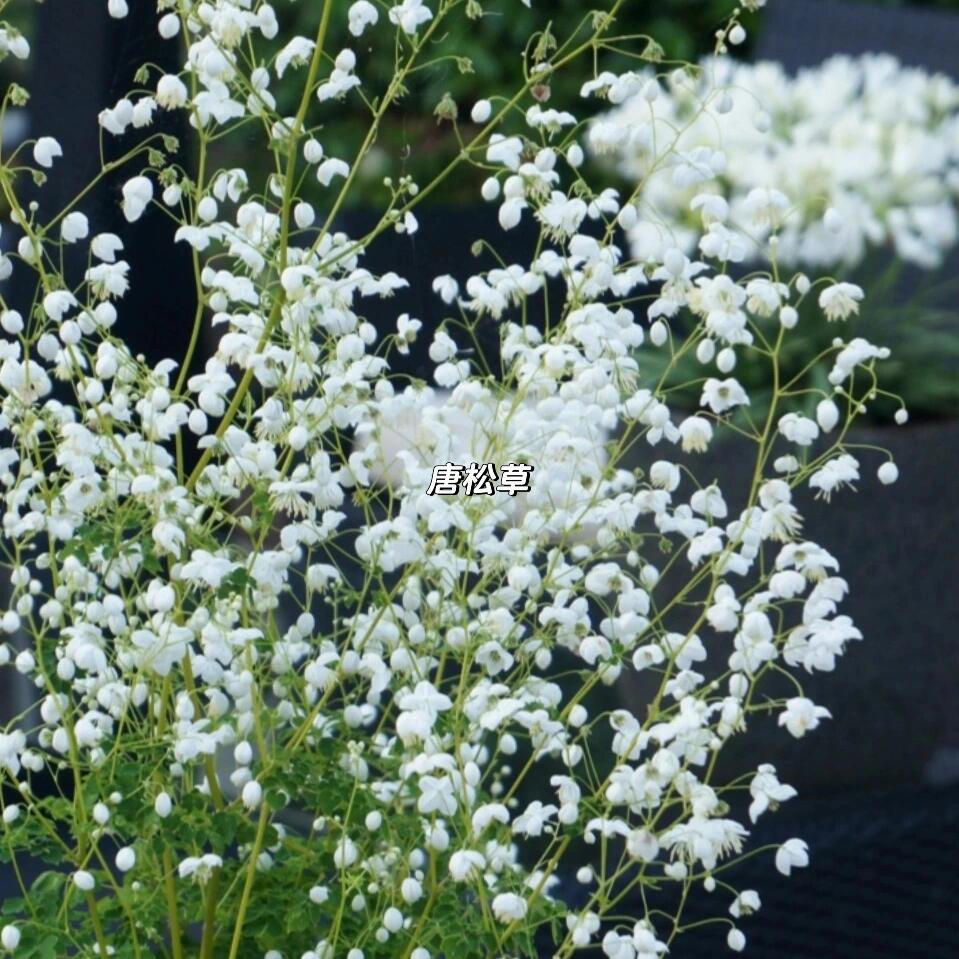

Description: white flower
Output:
[537,193,587,237]
[241,780,263,810]
[86,261,130,300]
[275,37,315,79]
[158,13,180,39]
[486,135,524,170]
[512,800,557,838]
[877,461,899,485]
[61,212,89,243]
[317,49,361,102]
[809,454,860,500]
[729,889,761,918]
[690,485,728,519]
[156,74,188,109]
[649,460,680,491]
[481,177,500,201]
[121,176,153,222]
[154,792,173,818]
[491,892,528,923]
[42,290,77,322]
[401,877,423,903]
[115,847,136,872]
[567,912,601,948]
[700,377,749,414]
[626,828,660,862]
[602,54,959,270]
[431,275,459,304]
[818,282,863,321]
[91,233,124,263]
[33,136,63,168]
[72,870,95,892]
[815,398,840,432]
[775,838,810,876]
[471,99,492,123]
[178,854,222,883]
[679,416,713,453]
[748,765,797,822]
[778,697,831,738]
[778,412,819,447]
[498,197,526,231]
[108,0,129,18]
[317,158,350,186]
[389,0,433,35]
[0,732,26,778]
[449,849,485,881]
[417,775,456,815]
[348,1,379,37]
[1,926,20,951]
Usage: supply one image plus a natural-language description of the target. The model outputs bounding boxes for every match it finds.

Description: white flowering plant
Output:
[272,0,765,201]
[593,51,959,419]
[0,1,902,958]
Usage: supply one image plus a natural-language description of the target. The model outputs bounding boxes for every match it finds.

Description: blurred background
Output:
[1,1,958,956]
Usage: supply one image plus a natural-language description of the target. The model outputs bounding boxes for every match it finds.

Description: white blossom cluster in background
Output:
[0,1,900,958]
[593,53,959,270]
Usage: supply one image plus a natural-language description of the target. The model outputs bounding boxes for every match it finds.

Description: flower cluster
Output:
[0,2,898,958]
[594,53,959,269]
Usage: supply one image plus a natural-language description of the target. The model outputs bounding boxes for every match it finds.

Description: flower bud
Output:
[815,399,840,432]
[1,925,20,951]
[480,177,500,202]
[241,780,263,810]
[158,14,180,39]
[470,99,492,123]
[716,348,736,373]
[877,462,899,485]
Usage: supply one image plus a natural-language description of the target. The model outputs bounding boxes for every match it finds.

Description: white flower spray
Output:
[0,2,901,958]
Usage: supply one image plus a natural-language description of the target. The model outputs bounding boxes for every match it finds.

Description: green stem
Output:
[162,849,185,959]
[226,804,272,959]
[200,870,221,959]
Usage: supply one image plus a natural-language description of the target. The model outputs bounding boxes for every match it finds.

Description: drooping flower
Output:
[389,0,433,36]
[33,136,63,168]
[778,697,832,738]
[818,282,864,321]
[121,176,153,222]
[775,838,810,876]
